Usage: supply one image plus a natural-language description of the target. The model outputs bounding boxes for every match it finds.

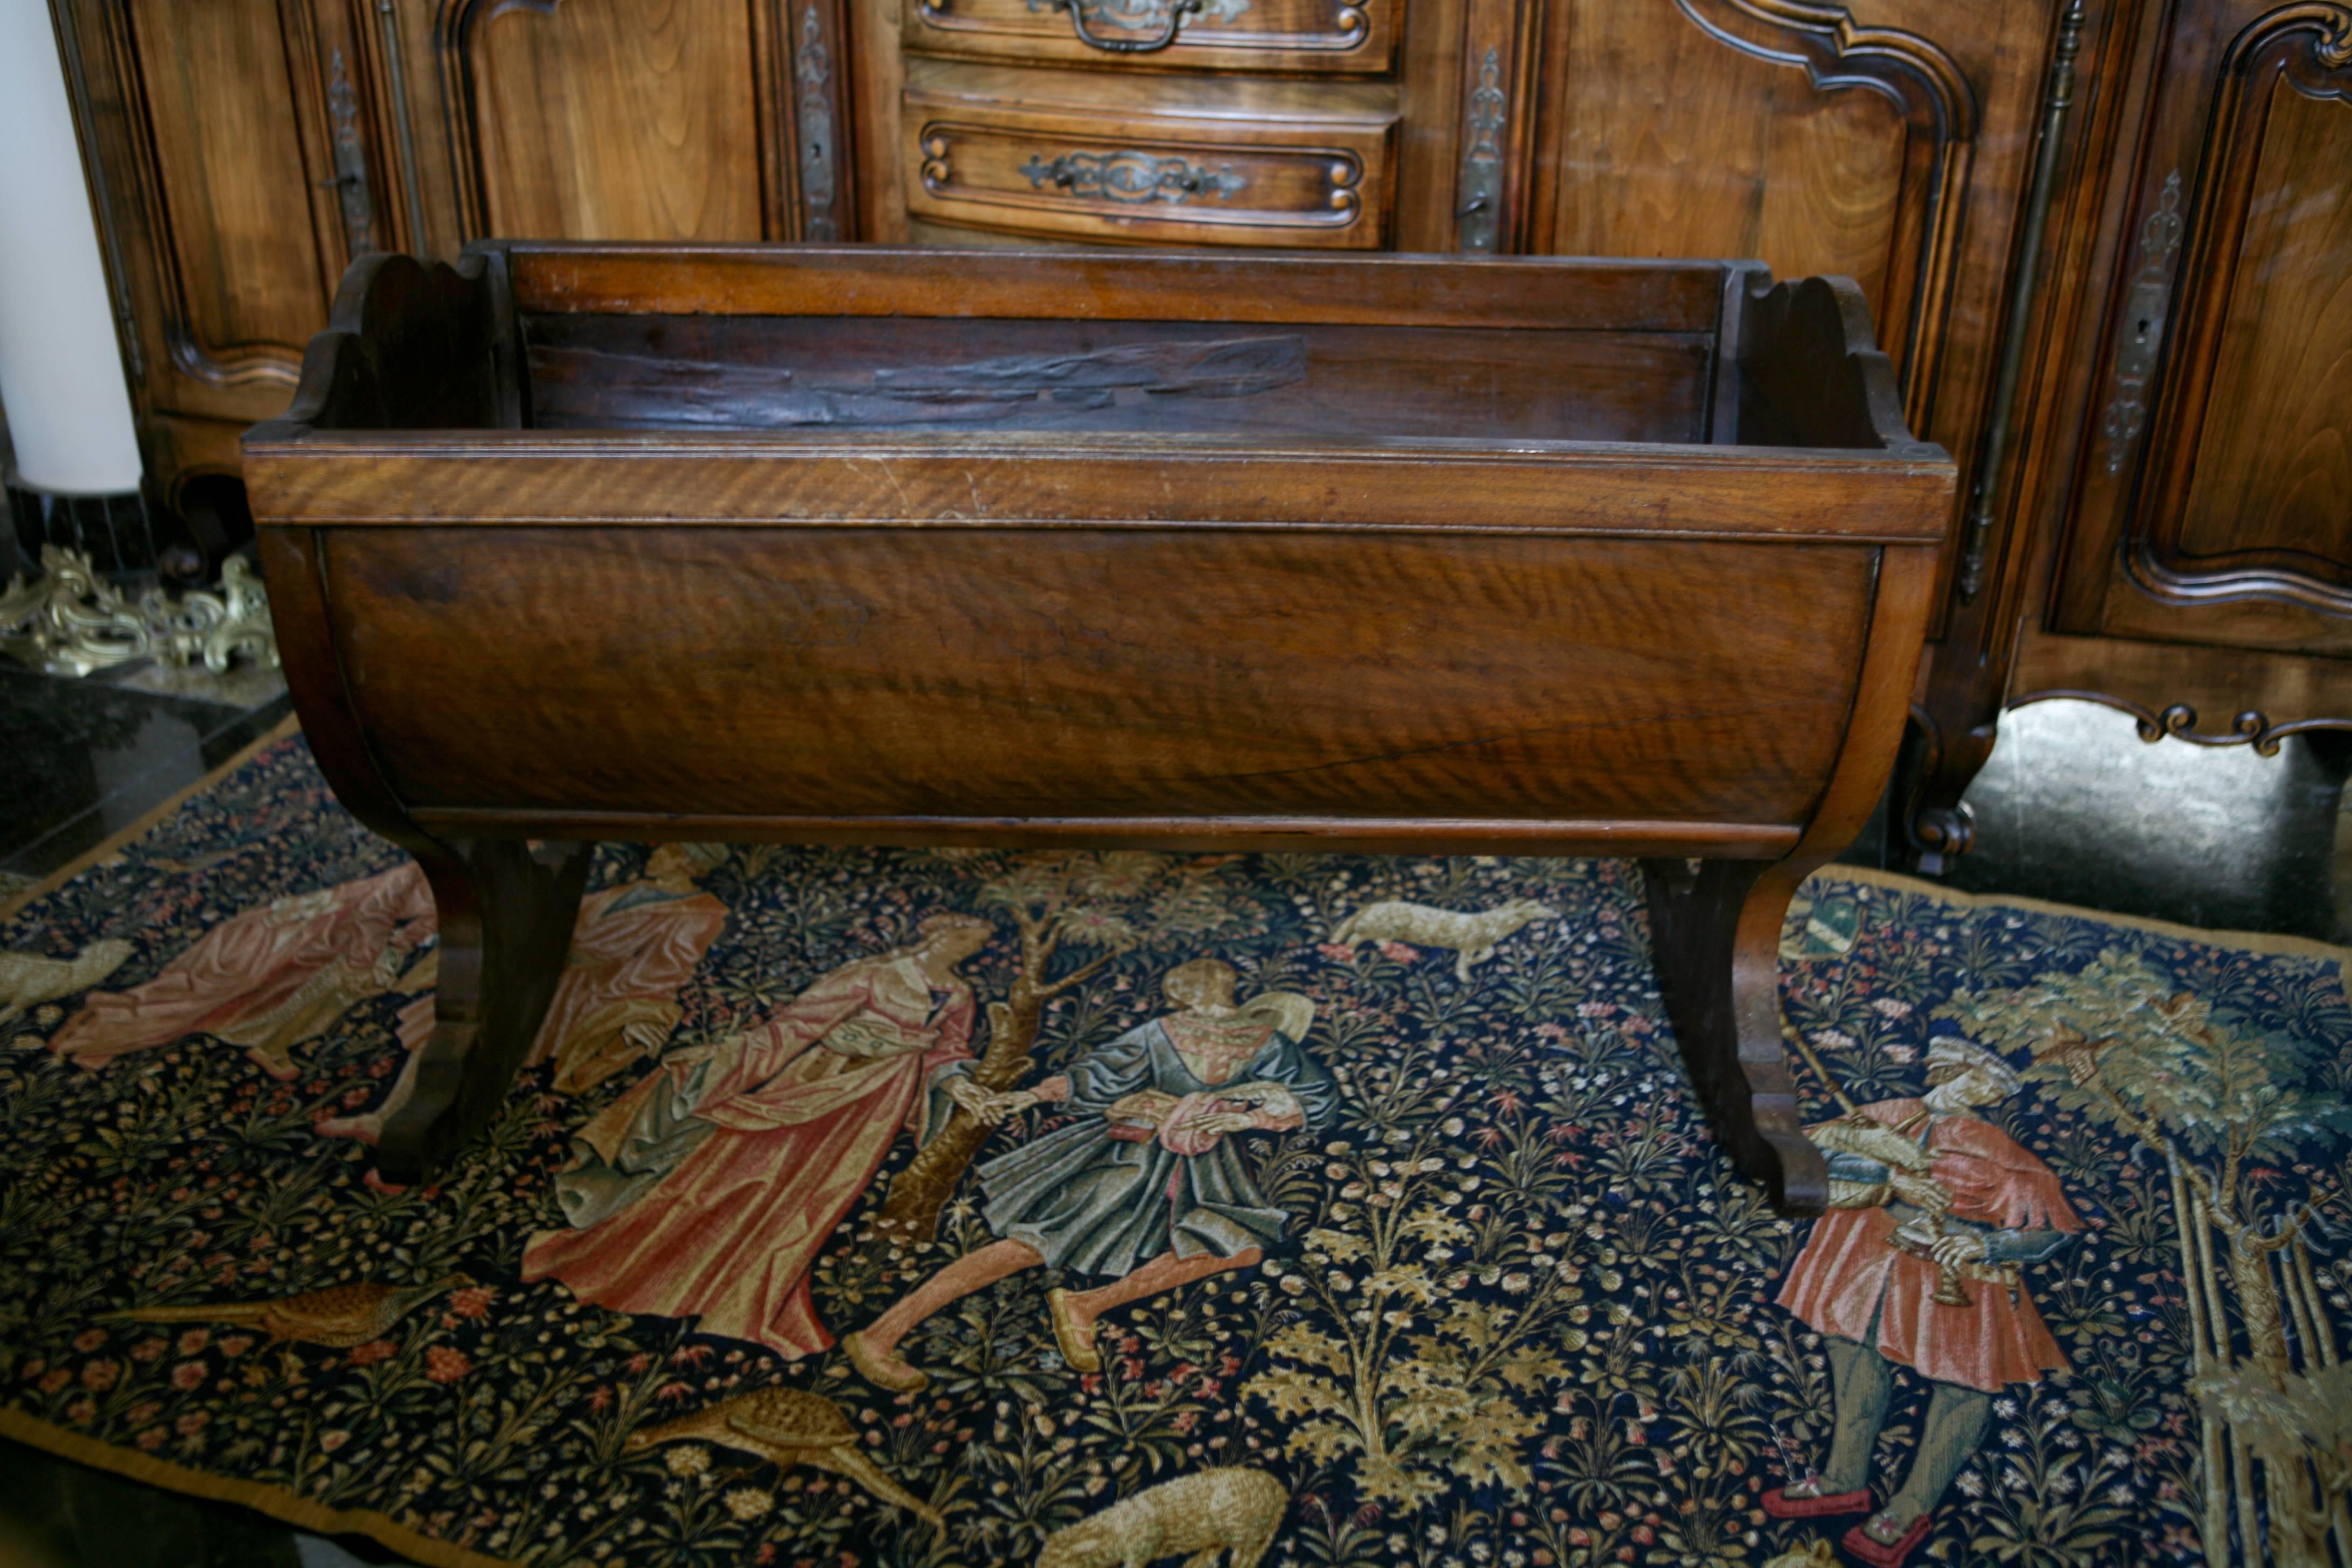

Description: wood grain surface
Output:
[498,243,1730,330]
[2167,65,2352,593]
[248,439,1949,542]
[2043,3,2352,667]
[516,314,1713,442]
[120,0,337,389]
[246,240,1956,1202]
[314,523,1879,829]
[449,0,775,242]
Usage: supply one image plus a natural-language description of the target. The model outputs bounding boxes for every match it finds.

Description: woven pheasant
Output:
[97,1274,472,1348]
[624,1387,943,1527]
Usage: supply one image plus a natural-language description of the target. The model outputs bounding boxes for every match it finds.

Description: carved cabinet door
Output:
[2051,2,2352,658]
[55,0,405,454]
[1515,0,2074,632]
[434,0,851,244]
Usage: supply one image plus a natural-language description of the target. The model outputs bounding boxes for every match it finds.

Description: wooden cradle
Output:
[242,243,1955,1213]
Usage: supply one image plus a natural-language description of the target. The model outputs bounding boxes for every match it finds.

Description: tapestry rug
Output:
[0,733,2347,1568]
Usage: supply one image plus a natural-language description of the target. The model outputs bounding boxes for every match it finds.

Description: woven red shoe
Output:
[1760,1484,1873,1519]
[1842,1510,1933,1567]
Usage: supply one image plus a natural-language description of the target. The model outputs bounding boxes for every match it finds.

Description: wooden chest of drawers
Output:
[904,0,1398,74]
[888,0,1406,251]
[905,81,1395,247]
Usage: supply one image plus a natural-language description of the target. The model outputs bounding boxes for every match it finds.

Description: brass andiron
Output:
[0,545,279,678]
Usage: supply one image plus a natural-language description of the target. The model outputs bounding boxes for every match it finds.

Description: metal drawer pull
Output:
[1023,150,1247,204]
[1031,0,1204,52]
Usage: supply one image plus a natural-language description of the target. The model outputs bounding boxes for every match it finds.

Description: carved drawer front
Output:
[905,0,1395,76]
[906,97,1393,247]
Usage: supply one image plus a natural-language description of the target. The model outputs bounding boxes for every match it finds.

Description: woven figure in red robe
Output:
[521,913,995,1360]
[51,846,727,1112]
[1765,1037,2083,1567]
[316,844,732,1144]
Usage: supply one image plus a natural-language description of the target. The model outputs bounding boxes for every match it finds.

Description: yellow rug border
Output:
[0,712,302,927]
[1814,860,2350,965]
[0,1409,516,1568]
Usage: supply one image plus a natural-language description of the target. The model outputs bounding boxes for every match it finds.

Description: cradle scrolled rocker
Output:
[241,242,1955,1213]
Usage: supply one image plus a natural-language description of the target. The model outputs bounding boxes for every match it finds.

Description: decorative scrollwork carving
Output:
[0,548,279,680]
[920,133,954,194]
[2009,688,2352,758]
[1672,0,1977,139]
[1022,150,1248,204]
[2105,5,2352,617]
[2313,5,2352,67]
[1672,0,1977,421]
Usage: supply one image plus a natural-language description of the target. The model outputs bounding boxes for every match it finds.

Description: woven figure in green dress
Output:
[845,958,1336,1392]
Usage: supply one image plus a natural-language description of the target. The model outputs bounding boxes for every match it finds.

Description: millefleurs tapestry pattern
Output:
[0,734,2346,1568]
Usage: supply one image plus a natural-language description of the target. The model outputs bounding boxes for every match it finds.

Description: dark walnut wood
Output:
[54,0,2343,869]
[246,243,1951,1208]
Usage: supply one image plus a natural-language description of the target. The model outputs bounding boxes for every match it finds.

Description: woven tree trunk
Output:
[872,851,1227,1242]
[876,884,1126,1242]
[877,989,1045,1240]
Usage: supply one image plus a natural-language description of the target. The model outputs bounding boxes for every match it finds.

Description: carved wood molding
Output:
[1672,0,1980,429]
[2008,687,2352,755]
[48,0,146,387]
[2123,3,2352,617]
[1674,0,1978,140]
[1954,0,2085,607]
[439,0,556,240]
[910,111,1379,241]
[370,0,429,250]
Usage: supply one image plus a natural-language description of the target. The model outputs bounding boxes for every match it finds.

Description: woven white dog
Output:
[1328,897,1558,981]
[1035,1466,1286,1568]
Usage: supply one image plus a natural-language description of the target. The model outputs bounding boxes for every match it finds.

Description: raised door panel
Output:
[114,0,347,413]
[2178,83,2352,574]
[1535,0,1982,424]
[2055,2,2352,656]
[439,0,789,242]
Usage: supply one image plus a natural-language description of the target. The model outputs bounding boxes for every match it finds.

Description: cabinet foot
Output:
[377,839,591,1184]
[1641,858,1826,1215]
[1899,705,1998,877]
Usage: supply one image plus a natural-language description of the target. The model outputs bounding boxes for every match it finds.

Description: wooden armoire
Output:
[47,0,2352,868]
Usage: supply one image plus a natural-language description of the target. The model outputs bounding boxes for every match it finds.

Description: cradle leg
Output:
[378,838,592,1184]
[1640,857,1826,1216]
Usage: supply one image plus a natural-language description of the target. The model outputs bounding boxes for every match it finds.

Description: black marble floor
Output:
[0,660,291,905]
[0,1445,359,1568]
[1842,699,2350,945]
